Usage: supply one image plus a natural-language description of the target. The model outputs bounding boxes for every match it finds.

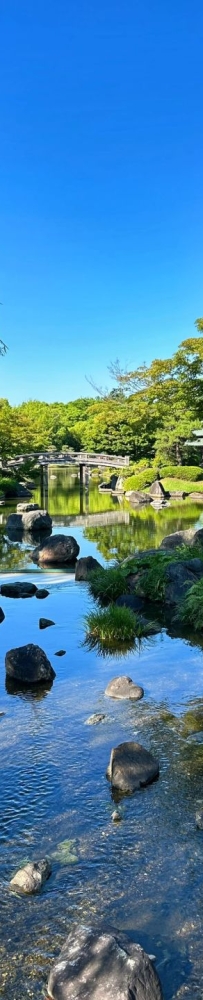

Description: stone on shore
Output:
[47,925,163,1000]
[107,741,159,794]
[125,490,151,505]
[10,858,51,894]
[0,581,37,598]
[32,533,79,564]
[105,676,144,701]
[5,643,56,684]
[149,480,166,499]
[75,556,102,580]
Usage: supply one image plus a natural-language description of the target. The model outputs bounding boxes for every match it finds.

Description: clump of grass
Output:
[88,566,127,603]
[178,578,203,631]
[84,603,154,650]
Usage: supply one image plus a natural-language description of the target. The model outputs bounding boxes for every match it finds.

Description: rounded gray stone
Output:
[107,741,159,794]
[105,676,144,701]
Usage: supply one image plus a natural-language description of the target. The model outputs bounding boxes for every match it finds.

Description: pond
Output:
[1,470,203,998]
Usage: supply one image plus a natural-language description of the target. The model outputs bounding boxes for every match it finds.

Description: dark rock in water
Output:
[149,480,166,499]
[105,676,144,701]
[16,502,40,513]
[47,925,163,1000]
[75,556,102,580]
[125,490,151,505]
[165,561,203,605]
[107,741,159,794]
[5,513,23,534]
[99,474,120,492]
[196,809,203,830]
[85,713,107,725]
[22,509,52,532]
[0,581,37,598]
[32,533,79,564]
[55,649,66,657]
[39,618,55,629]
[10,857,51,894]
[5,643,56,685]
[116,593,144,612]
[0,607,5,623]
[35,588,50,599]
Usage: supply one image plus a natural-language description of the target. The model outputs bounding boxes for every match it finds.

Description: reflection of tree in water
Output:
[84,501,203,561]
[0,528,30,570]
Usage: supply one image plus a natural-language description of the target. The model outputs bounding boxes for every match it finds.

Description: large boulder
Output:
[5,510,52,535]
[165,560,203,605]
[47,925,163,1000]
[16,502,40,513]
[149,480,166,499]
[10,858,51,894]
[5,643,56,684]
[160,527,195,549]
[75,556,102,580]
[32,533,79,564]
[125,490,151,505]
[107,741,159,794]
[105,676,144,701]
[0,581,37,598]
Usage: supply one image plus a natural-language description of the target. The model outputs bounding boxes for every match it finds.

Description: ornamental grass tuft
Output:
[84,603,155,651]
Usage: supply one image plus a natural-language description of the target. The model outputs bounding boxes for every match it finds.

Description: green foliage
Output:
[124,469,156,491]
[160,466,203,481]
[0,476,19,496]
[162,478,203,494]
[135,552,170,601]
[178,578,203,631]
[88,566,127,603]
[84,604,151,649]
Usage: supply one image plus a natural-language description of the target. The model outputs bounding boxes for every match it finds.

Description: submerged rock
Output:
[10,858,51,894]
[32,533,79,564]
[0,581,37,598]
[112,810,122,822]
[5,643,56,685]
[75,556,102,580]
[105,676,144,701]
[0,607,5,623]
[85,713,107,725]
[39,618,55,629]
[107,741,159,794]
[47,925,163,1000]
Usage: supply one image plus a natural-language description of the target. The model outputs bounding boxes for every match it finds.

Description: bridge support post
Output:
[40,464,48,508]
[79,463,84,493]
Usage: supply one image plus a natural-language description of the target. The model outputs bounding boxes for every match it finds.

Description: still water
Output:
[1,471,203,998]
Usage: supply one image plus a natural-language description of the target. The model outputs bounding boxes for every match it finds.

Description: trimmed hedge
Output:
[124,469,156,491]
[160,465,203,481]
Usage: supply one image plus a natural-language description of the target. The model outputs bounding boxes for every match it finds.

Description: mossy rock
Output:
[51,839,78,864]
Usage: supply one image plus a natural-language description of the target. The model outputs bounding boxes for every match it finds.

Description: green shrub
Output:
[84,604,153,649]
[160,465,203,481]
[178,578,203,631]
[88,566,126,603]
[0,477,19,497]
[137,552,170,601]
[124,469,156,492]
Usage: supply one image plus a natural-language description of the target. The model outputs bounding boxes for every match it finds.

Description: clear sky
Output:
[1,0,203,404]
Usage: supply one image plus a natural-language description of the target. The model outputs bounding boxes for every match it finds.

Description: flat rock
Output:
[16,502,40,513]
[5,643,56,685]
[0,607,5,623]
[35,588,50,599]
[39,618,55,629]
[125,490,151,505]
[55,649,66,657]
[105,676,144,701]
[47,925,163,1000]
[107,741,159,794]
[32,533,79,564]
[85,713,107,725]
[0,581,37,598]
[75,556,102,580]
[10,858,51,894]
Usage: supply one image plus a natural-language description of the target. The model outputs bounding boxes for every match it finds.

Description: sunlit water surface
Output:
[1,473,203,998]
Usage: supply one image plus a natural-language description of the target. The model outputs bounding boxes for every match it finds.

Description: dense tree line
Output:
[1,321,203,465]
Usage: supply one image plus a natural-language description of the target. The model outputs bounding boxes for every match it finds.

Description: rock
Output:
[114,475,124,492]
[75,556,102,580]
[160,527,195,549]
[10,858,51,894]
[15,484,32,498]
[125,490,151,505]
[99,474,119,492]
[47,925,163,1000]
[196,809,203,829]
[32,533,79,564]
[169,491,187,500]
[22,509,52,531]
[16,502,40,513]
[0,581,37,598]
[0,607,5,623]
[85,713,107,725]
[39,618,55,629]
[105,676,144,701]
[112,810,122,822]
[5,513,23,534]
[55,649,66,656]
[149,480,166,499]
[116,593,144,612]
[189,492,203,501]
[165,561,203,605]
[191,528,203,548]
[5,644,56,685]
[35,588,50,599]
[107,741,159,794]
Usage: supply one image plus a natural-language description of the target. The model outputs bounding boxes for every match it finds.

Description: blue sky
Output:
[1,0,203,404]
